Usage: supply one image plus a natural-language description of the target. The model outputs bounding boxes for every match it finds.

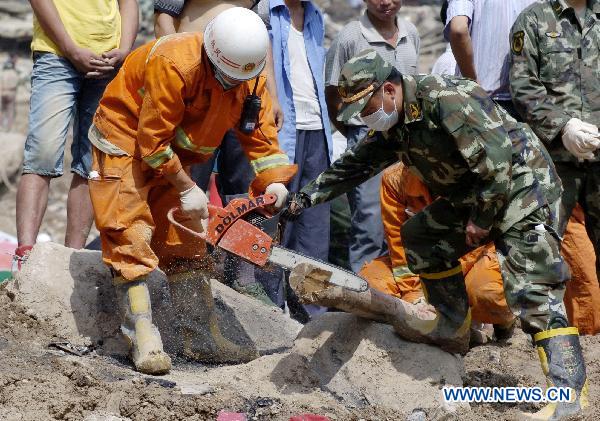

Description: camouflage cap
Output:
[337,49,393,122]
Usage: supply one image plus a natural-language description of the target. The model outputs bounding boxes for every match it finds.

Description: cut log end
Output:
[289,262,334,300]
[287,262,468,353]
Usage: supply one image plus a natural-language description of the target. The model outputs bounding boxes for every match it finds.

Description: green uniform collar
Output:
[401,75,423,124]
[551,0,600,15]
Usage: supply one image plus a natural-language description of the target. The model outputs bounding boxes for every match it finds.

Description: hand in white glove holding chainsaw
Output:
[179,184,209,220]
[265,183,289,210]
[562,118,600,160]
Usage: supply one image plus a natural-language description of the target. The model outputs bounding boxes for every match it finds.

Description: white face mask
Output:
[361,91,399,131]
[214,67,239,90]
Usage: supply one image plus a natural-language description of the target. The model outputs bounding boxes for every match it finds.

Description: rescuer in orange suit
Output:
[360,162,600,339]
[561,206,600,335]
[87,8,296,375]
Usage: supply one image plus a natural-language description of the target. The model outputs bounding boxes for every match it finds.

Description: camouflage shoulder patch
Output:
[409,103,421,120]
[512,31,525,55]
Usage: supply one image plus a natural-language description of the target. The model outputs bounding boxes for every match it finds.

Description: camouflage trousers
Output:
[555,162,600,274]
[402,198,570,334]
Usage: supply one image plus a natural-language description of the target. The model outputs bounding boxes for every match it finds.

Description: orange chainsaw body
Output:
[168,194,370,293]
[204,194,276,267]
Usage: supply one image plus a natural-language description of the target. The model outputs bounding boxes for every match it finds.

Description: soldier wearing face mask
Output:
[324,0,420,274]
[285,49,589,420]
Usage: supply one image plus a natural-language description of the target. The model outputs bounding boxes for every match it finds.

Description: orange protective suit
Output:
[89,33,296,281]
[562,206,600,335]
[361,163,513,325]
[360,163,600,333]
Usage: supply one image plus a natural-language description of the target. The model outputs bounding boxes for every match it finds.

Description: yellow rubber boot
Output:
[406,265,471,354]
[115,278,171,375]
[169,270,259,364]
[521,327,588,420]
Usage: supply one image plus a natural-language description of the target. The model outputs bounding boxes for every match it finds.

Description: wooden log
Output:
[289,262,469,353]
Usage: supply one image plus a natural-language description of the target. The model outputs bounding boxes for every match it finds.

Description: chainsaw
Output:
[167,194,368,292]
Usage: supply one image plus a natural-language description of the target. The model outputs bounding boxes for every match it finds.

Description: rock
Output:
[9,242,301,358]
[197,313,468,415]
[0,15,32,40]
[0,1,32,15]
[406,409,427,421]
[0,132,26,189]
[177,382,215,395]
[212,280,302,355]
[8,243,469,416]
[0,1,33,43]
[10,242,119,348]
[488,348,501,364]
[138,0,155,37]
[289,313,467,413]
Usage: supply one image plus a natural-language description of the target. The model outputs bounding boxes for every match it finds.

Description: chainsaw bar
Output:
[268,246,369,292]
[167,195,369,293]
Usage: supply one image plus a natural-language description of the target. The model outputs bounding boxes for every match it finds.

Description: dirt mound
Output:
[2,243,470,419]
[0,278,466,420]
[4,277,600,420]
[186,312,467,417]
[4,242,600,419]
[8,242,302,357]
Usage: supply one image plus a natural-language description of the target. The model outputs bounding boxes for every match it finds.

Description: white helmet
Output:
[204,7,269,81]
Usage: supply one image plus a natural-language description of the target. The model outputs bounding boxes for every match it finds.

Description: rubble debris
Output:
[8,242,302,358]
[191,312,468,416]
[48,341,94,357]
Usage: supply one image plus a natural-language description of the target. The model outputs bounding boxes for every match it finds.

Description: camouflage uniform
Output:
[509,1,600,262]
[300,50,570,334]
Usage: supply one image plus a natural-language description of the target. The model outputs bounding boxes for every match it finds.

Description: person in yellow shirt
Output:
[13,0,138,271]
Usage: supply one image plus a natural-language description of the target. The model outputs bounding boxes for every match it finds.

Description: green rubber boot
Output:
[233,281,277,307]
[169,270,259,364]
[406,265,471,354]
[521,327,588,420]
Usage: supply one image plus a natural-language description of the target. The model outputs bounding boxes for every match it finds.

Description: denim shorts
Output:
[23,52,113,178]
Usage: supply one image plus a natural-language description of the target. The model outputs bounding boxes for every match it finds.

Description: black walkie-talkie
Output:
[239,78,261,134]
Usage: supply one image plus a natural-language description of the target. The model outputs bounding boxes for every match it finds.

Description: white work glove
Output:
[265,183,289,210]
[562,118,600,160]
[179,185,209,220]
